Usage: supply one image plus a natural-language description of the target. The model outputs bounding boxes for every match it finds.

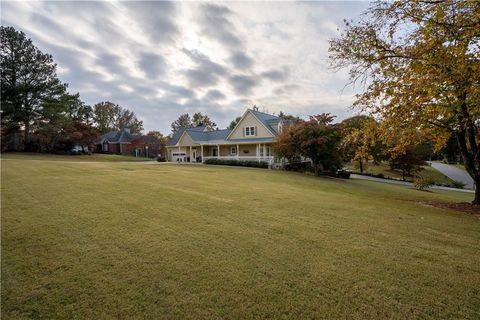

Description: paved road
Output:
[351,174,474,193]
[428,162,474,189]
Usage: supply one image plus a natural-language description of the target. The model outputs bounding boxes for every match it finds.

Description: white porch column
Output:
[190,146,192,162]
[201,145,204,163]
[257,144,259,160]
[237,144,239,160]
[217,145,220,159]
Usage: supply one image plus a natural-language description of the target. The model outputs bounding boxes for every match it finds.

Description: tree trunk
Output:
[24,120,30,150]
[474,176,480,205]
[455,97,479,205]
[359,159,364,174]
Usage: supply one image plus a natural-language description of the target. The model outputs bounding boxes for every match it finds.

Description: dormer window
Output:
[245,126,255,136]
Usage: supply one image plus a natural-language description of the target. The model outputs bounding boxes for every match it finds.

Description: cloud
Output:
[197,3,243,47]
[1,1,369,133]
[229,51,254,69]
[138,53,166,78]
[121,1,179,44]
[229,74,259,95]
[204,89,227,101]
[182,49,228,87]
[261,66,290,82]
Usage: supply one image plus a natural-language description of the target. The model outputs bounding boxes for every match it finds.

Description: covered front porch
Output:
[172,143,274,164]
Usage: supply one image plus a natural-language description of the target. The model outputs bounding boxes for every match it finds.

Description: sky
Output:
[1,1,370,134]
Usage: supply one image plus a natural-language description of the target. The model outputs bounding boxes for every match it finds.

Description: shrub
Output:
[451,180,466,189]
[414,175,434,190]
[376,173,385,179]
[204,158,269,168]
[156,157,166,162]
[336,169,351,179]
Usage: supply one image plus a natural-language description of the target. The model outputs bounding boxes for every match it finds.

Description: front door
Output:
[192,150,197,162]
[212,148,218,157]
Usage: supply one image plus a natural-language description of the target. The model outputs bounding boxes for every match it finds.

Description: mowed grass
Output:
[1,152,153,162]
[346,162,455,185]
[2,155,480,319]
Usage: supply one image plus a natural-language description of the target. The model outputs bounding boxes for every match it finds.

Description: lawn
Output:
[345,161,455,185]
[2,155,479,319]
[1,152,153,162]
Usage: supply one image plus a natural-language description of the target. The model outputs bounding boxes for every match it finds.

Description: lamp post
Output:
[145,145,149,158]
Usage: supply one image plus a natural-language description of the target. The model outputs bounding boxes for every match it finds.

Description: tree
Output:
[67,121,99,153]
[170,113,192,133]
[341,115,385,173]
[1,26,67,150]
[273,114,343,175]
[272,125,302,165]
[228,116,242,130]
[329,1,480,204]
[389,145,426,181]
[192,112,216,130]
[93,101,143,134]
[116,108,143,134]
[278,111,301,122]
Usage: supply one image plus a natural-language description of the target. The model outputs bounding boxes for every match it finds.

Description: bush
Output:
[451,180,466,189]
[285,161,312,172]
[156,157,166,162]
[204,158,269,168]
[414,175,434,190]
[336,169,351,179]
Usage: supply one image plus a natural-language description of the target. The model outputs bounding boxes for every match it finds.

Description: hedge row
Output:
[204,158,269,168]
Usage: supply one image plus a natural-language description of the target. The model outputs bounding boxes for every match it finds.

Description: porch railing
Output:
[203,156,274,164]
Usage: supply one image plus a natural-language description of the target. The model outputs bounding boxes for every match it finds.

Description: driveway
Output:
[428,162,475,189]
[351,174,474,193]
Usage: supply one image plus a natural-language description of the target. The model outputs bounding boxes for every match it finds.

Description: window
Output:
[245,126,255,136]
[231,147,236,155]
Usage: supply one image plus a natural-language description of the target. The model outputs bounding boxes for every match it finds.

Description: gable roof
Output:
[167,109,281,146]
[96,128,134,144]
[226,109,280,139]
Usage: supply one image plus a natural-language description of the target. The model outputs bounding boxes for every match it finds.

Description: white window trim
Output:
[245,126,255,136]
[231,147,236,154]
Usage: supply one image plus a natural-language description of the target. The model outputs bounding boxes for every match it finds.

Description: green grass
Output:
[1,152,153,162]
[2,155,479,319]
[346,162,455,185]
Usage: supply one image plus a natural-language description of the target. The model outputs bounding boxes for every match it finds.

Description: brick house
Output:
[95,128,164,158]
[95,128,135,154]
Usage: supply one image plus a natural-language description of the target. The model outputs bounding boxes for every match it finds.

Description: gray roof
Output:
[167,110,281,146]
[96,128,134,144]
[250,109,280,134]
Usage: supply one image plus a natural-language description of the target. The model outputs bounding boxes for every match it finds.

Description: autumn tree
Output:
[273,114,342,175]
[329,1,480,204]
[389,145,427,181]
[272,125,302,164]
[170,113,192,133]
[341,115,385,173]
[1,26,68,150]
[93,101,143,134]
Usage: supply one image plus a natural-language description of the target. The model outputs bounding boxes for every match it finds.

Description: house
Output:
[95,128,134,154]
[95,128,163,157]
[166,109,283,164]
[131,135,165,158]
